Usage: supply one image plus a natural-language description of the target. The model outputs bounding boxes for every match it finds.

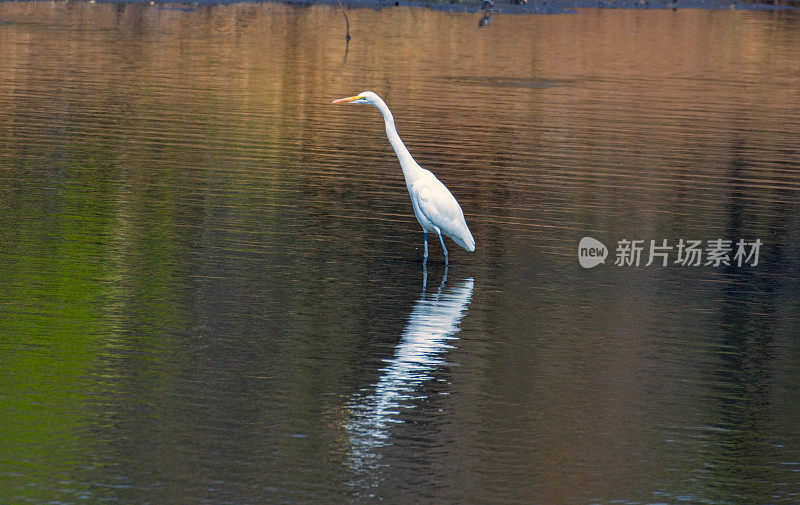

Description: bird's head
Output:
[331,91,380,106]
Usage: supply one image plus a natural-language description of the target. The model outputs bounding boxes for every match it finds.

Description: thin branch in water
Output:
[335,0,351,42]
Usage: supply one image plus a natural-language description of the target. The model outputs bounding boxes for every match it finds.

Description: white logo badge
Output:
[578,237,608,269]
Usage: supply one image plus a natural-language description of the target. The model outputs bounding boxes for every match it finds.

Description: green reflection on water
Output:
[0,157,113,499]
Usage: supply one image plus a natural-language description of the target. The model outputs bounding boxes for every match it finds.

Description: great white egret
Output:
[332,91,475,263]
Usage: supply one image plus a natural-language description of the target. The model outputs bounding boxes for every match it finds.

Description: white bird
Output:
[332,91,475,263]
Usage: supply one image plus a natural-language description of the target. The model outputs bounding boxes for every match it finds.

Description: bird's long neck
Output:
[372,98,425,185]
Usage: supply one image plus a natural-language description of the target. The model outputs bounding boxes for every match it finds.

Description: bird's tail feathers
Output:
[453,228,476,252]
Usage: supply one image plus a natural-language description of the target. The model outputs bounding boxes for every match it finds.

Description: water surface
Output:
[1,3,799,504]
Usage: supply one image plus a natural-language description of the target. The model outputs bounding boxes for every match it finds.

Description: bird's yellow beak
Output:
[331,95,361,104]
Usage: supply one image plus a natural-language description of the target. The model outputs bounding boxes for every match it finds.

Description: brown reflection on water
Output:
[1,3,799,505]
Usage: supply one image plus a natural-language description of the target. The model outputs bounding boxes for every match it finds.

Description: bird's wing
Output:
[413,175,475,251]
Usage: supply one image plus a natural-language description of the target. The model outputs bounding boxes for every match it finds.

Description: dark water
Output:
[1,3,800,504]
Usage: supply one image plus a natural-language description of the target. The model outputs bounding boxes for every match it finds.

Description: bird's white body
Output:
[407,169,475,252]
[333,91,475,261]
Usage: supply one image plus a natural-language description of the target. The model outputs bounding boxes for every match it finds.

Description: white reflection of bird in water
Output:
[345,270,475,489]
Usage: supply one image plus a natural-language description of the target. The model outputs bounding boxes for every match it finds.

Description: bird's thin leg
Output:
[438,231,448,264]
[423,230,429,260]
[422,261,428,293]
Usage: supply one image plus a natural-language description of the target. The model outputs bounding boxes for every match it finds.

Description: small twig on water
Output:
[335,0,351,41]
